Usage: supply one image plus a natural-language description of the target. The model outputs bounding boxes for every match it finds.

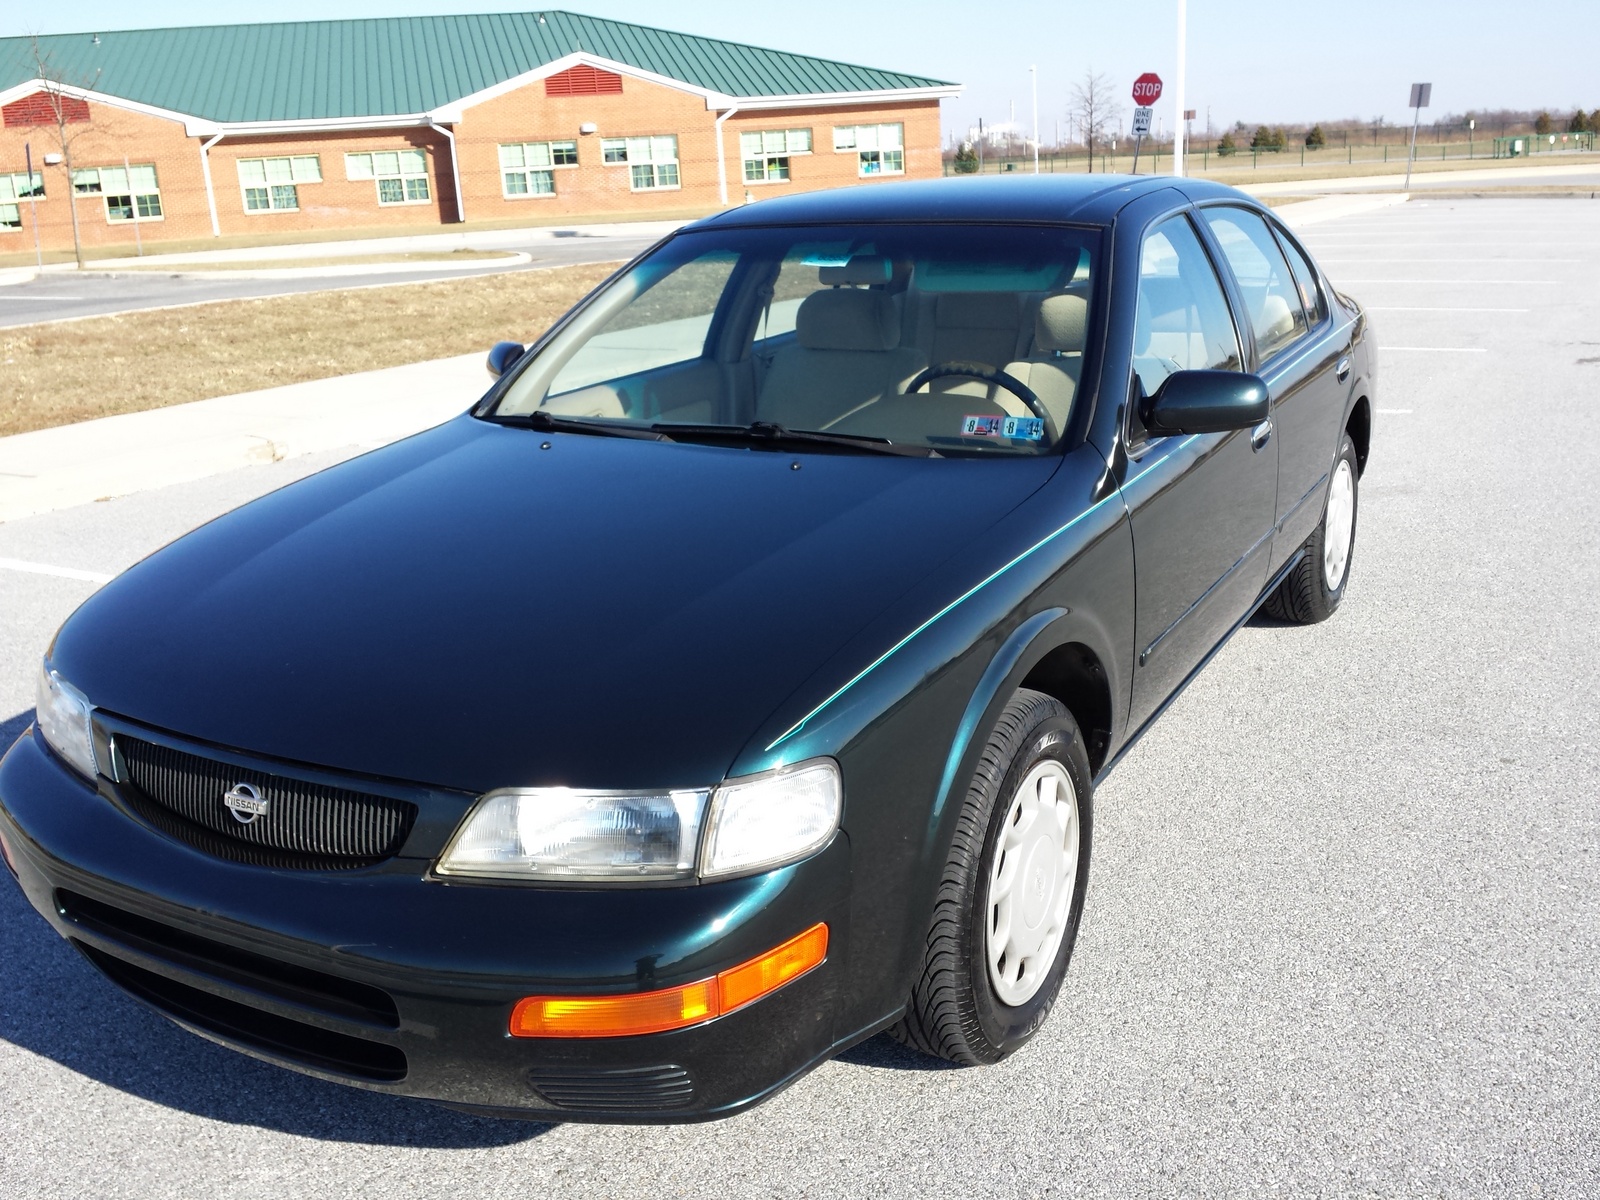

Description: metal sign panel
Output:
[1409,83,1432,108]
[1132,106,1153,136]
[1132,73,1163,104]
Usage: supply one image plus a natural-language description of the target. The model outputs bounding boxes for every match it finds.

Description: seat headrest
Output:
[817,255,891,286]
[796,288,899,351]
[1036,292,1088,354]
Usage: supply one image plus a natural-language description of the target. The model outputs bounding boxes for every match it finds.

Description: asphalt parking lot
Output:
[0,197,1596,1198]
[0,224,666,327]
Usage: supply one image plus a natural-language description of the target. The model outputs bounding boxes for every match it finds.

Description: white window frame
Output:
[600,136,681,191]
[740,128,811,184]
[0,171,43,231]
[72,164,164,224]
[832,123,905,177]
[345,150,433,206]
[236,155,323,214]
[498,141,578,199]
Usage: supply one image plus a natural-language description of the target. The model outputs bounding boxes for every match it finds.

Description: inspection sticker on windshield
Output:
[962,415,1044,441]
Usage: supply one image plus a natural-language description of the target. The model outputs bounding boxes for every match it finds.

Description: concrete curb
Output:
[1273,192,1410,228]
[73,251,531,282]
[0,354,485,523]
[0,267,39,288]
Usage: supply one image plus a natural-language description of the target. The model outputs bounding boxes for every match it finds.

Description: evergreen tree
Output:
[1251,125,1273,150]
[1534,111,1552,135]
[1305,124,1326,148]
[1270,127,1286,151]
[1217,131,1237,156]
[1569,110,1590,134]
[953,142,980,174]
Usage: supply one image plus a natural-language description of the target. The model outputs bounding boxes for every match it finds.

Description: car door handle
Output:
[1336,356,1351,382]
[1250,419,1273,452]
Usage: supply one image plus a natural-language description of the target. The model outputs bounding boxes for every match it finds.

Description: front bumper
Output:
[0,729,860,1123]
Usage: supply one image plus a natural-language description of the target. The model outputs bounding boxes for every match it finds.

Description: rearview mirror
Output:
[1144,370,1269,436]
[486,341,526,380]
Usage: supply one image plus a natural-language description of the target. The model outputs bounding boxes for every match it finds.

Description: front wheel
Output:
[889,688,1093,1065]
[1263,432,1360,624]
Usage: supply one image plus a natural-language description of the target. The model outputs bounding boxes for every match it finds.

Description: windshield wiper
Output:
[488,410,670,441]
[652,421,940,458]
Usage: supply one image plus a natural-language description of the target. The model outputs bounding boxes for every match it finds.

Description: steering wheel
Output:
[904,361,1050,426]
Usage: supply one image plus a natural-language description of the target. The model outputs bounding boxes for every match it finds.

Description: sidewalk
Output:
[0,354,483,522]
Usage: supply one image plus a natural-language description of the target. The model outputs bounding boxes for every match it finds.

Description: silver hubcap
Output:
[985,759,1080,1007]
[1323,459,1355,591]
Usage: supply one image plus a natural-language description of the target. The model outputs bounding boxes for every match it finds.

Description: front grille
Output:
[528,1064,695,1111]
[58,889,399,1029]
[76,941,407,1082]
[117,735,415,869]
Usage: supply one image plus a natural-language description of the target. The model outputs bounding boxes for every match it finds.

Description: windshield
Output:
[491,223,1101,455]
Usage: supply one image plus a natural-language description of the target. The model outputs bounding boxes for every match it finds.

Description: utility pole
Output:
[24,142,42,270]
[1174,0,1187,176]
[1031,65,1040,174]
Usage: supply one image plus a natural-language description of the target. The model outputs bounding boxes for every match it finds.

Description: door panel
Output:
[1124,214,1278,731]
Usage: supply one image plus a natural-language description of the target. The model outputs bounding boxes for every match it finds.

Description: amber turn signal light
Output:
[509,922,828,1038]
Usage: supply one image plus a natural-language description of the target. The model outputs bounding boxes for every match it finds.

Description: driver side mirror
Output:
[1144,370,1269,436]
[486,341,526,381]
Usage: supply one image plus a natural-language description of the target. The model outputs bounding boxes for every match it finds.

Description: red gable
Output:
[544,64,623,97]
[3,90,91,128]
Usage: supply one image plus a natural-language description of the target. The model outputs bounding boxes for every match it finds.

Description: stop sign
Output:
[1132,73,1164,104]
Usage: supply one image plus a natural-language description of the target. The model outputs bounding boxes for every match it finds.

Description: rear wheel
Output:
[889,689,1093,1065]
[1263,432,1360,624]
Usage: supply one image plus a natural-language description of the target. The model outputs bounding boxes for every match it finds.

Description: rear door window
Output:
[1201,207,1308,363]
[1274,228,1328,326]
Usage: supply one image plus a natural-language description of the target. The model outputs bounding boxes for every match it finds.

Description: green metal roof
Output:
[0,12,955,125]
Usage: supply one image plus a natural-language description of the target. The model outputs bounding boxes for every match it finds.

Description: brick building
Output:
[0,13,959,255]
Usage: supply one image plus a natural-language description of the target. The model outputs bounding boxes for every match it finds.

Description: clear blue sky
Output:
[4,1,1594,140]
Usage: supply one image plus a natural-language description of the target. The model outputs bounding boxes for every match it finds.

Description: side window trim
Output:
[1268,220,1328,334]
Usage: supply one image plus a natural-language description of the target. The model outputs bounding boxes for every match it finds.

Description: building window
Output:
[0,171,43,230]
[600,136,680,190]
[236,155,323,212]
[740,129,811,183]
[73,164,163,223]
[346,150,432,205]
[833,123,905,176]
[499,141,578,197]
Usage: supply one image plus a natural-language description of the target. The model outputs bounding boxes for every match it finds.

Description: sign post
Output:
[1131,73,1163,174]
[1404,82,1431,188]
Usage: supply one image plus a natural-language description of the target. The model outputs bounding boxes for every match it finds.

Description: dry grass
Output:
[0,262,619,437]
[105,250,520,271]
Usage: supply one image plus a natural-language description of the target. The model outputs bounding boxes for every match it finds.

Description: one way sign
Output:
[1131,106,1153,136]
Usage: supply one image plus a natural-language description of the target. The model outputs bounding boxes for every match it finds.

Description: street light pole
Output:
[1174,0,1187,176]
[1031,65,1040,174]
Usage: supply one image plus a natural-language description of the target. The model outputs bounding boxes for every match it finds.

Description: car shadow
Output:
[834,1031,962,1072]
[0,712,549,1147]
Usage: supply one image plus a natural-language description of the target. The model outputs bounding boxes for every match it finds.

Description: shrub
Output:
[1305,124,1326,148]
[1217,131,1237,156]
[1534,111,1552,135]
[953,142,980,174]
[1569,110,1590,134]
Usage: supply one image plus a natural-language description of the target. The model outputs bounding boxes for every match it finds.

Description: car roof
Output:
[691,174,1259,230]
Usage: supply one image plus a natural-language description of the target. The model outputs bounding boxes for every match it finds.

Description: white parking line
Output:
[1378,346,1489,353]
[1338,279,1558,284]
[1367,306,1529,313]
[0,557,113,583]
[1320,258,1578,263]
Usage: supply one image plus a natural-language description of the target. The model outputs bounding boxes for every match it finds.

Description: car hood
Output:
[55,416,1060,793]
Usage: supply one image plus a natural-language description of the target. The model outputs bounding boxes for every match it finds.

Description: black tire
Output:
[1263,432,1360,625]
[889,688,1093,1065]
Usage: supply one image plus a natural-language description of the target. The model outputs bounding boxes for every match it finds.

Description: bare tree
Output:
[1070,71,1119,173]
[20,37,100,268]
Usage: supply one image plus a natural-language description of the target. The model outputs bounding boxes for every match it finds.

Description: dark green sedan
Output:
[4,174,1372,1122]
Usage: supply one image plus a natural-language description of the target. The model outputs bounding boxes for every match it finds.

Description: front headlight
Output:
[436,789,709,881]
[435,758,842,884]
[700,760,841,880]
[36,662,97,781]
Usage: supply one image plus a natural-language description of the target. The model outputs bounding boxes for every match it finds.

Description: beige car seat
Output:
[1001,292,1089,433]
[757,288,925,431]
